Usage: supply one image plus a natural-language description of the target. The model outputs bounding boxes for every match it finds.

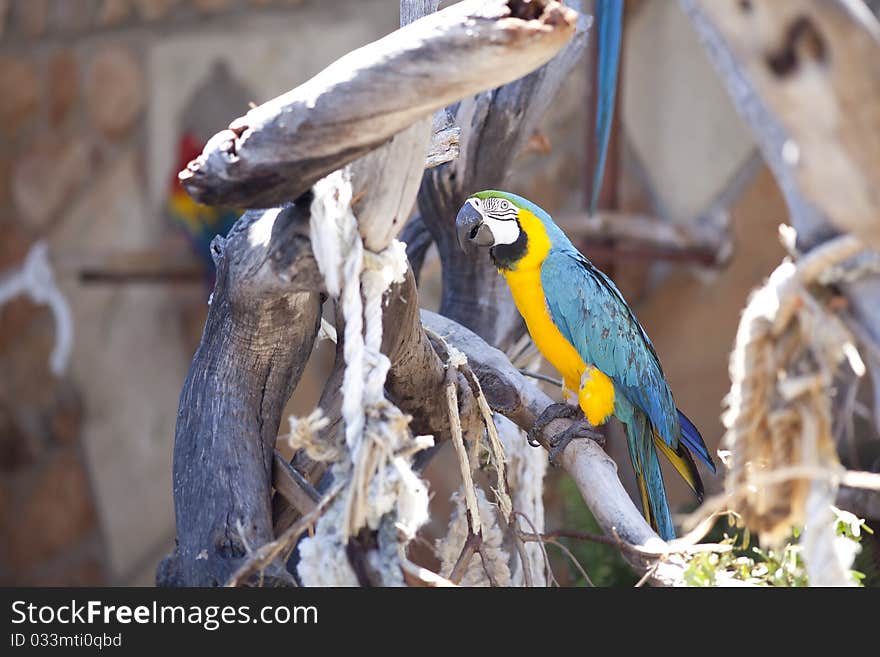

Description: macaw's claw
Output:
[527,402,582,448]
[547,419,605,467]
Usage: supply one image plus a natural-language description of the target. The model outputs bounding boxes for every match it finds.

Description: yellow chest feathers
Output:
[502,209,615,425]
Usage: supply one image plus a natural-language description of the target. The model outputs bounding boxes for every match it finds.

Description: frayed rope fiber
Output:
[722,234,866,586]
[296,168,431,586]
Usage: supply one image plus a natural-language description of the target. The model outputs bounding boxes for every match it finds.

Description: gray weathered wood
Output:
[679,0,880,251]
[180,0,579,208]
[159,203,322,587]
[163,0,583,587]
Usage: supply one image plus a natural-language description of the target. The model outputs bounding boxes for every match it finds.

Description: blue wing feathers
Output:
[541,247,715,539]
[541,249,679,446]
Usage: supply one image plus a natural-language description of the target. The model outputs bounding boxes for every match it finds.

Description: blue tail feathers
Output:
[589,0,624,216]
[677,409,716,473]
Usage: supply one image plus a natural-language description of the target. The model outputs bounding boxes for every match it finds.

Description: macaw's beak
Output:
[455,201,494,254]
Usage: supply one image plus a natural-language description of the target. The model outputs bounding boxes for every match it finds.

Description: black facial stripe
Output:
[490,229,528,271]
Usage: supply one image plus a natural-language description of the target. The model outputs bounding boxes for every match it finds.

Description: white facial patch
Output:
[466,196,521,246]
[483,216,520,245]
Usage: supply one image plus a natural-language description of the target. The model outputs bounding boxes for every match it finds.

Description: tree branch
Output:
[160,203,323,587]
[679,0,880,463]
[420,310,753,586]
[180,0,579,208]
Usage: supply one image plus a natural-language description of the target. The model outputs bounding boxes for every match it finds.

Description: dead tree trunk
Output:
[160,0,640,588]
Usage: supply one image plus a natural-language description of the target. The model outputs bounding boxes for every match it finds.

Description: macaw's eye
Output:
[500,200,510,210]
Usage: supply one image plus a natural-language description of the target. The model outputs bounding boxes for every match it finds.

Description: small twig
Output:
[449,532,482,585]
[477,547,500,588]
[446,371,482,535]
[519,369,563,387]
[498,511,533,587]
[272,451,320,516]
[512,527,534,588]
[841,469,880,491]
[835,375,861,468]
[841,312,880,364]
[542,537,594,587]
[514,511,559,587]
[434,326,515,587]
[398,543,457,587]
[444,365,494,585]
[742,465,880,491]
[634,562,659,588]
[521,517,734,561]
[458,365,513,520]
[225,484,342,587]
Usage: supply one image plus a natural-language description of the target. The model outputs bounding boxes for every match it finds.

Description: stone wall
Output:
[0,0,399,586]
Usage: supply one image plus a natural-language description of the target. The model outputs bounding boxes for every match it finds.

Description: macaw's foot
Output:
[527,402,581,448]
[547,419,605,467]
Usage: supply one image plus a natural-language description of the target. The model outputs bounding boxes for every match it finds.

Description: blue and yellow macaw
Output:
[455,191,716,540]
[167,132,240,283]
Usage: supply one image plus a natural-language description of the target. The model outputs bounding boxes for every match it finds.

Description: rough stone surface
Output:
[50,150,189,579]
[96,0,133,26]
[0,55,40,138]
[47,49,79,126]
[0,446,98,575]
[193,0,231,12]
[134,0,178,22]
[86,46,145,140]
[12,136,92,229]
[12,0,47,37]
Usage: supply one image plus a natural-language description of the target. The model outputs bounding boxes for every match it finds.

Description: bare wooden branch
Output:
[272,451,319,516]
[180,0,579,208]
[557,210,731,267]
[158,203,324,587]
[425,111,461,169]
[226,484,342,588]
[836,486,880,521]
[420,310,753,586]
[679,0,880,251]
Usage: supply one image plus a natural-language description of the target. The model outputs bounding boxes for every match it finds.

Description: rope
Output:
[297,168,430,586]
[722,232,868,586]
[0,241,72,376]
[286,409,339,462]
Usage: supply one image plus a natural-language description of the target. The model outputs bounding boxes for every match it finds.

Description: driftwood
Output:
[163,204,322,586]
[421,311,751,586]
[163,0,880,588]
[557,210,732,267]
[160,0,595,587]
[680,0,880,252]
[180,0,578,209]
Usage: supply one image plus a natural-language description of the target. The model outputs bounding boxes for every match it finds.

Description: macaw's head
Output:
[455,190,559,271]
